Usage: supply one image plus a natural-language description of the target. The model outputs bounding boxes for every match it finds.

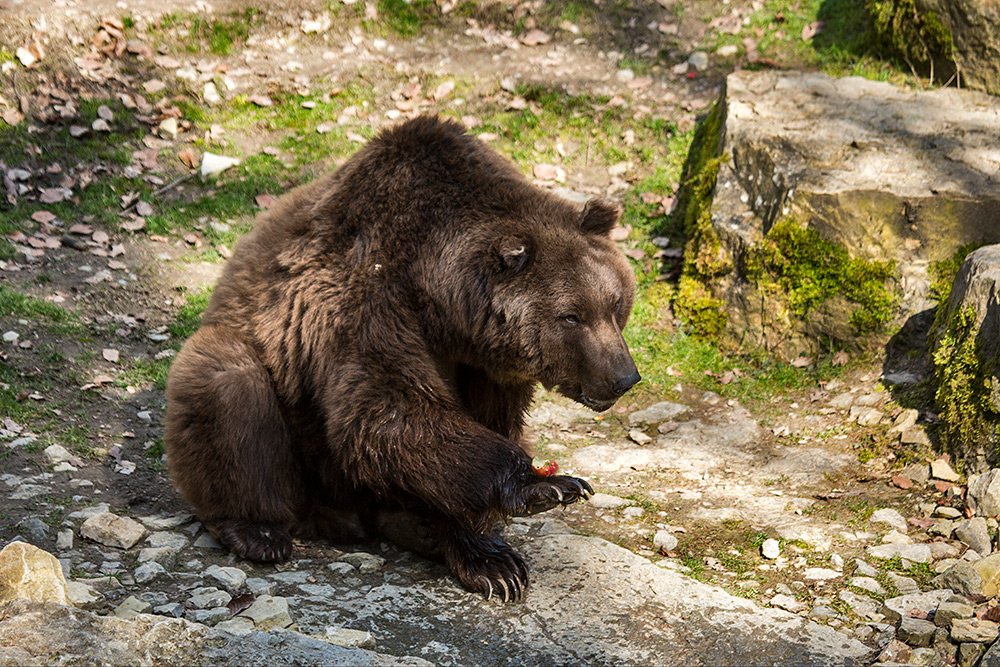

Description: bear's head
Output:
[486,197,640,412]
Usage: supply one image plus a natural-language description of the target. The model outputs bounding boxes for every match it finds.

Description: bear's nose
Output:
[611,369,641,397]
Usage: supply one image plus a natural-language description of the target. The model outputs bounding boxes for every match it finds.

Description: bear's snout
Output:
[611,368,641,397]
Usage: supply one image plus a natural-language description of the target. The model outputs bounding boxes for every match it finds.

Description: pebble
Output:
[955,517,993,556]
[114,595,152,619]
[761,538,780,560]
[889,408,919,433]
[652,530,677,552]
[133,561,166,584]
[43,444,73,465]
[188,587,231,609]
[886,572,921,595]
[897,616,936,647]
[854,559,878,578]
[216,617,255,634]
[930,459,961,483]
[627,429,652,445]
[16,518,49,543]
[769,593,804,613]
[866,543,932,563]
[326,562,355,577]
[628,402,688,425]
[687,51,709,71]
[933,506,963,519]
[138,547,178,568]
[246,577,273,596]
[240,595,293,631]
[80,513,146,550]
[951,619,999,644]
[340,552,385,574]
[138,591,169,607]
[881,530,912,544]
[205,564,246,593]
[193,533,222,549]
[65,580,102,607]
[849,576,886,596]
[153,602,185,618]
[803,568,840,581]
[588,493,628,509]
[187,607,231,626]
[622,506,643,519]
[716,44,738,57]
[322,626,376,649]
[870,508,909,533]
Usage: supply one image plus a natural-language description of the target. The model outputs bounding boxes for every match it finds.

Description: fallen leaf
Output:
[92,230,109,244]
[39,188,67,204]
[832,350,849,366]
[31,211,56,224]
[791,356,813,368]
[609,225,631,242]
[432,79,456,101]
[891,475,913,490]
[178,148,198,170]
[255,194,277,209]
[247,94,273,107]
[666,366,682,377]
[153,55,181,69]
[801,21,825,41]
[69,224,94,235]
[228,592,255,616]
[719,370,735,385]
[907,516,935,528]
[533,164,560,180]
[102,348,120,362]
[2,108,23,126]
[143,79,166,94]
[623,248,645,261]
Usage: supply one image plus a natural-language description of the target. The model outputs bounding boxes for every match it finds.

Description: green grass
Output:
[169,287,213,341]
[185,8,263,55]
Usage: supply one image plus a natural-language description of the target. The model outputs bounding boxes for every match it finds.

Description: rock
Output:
[588,493,628,509]
[881,530,912,544]
[838,590,879,619]
[628,429,652,445]
[698,69,1000,358]
[43,444,72,465]
[216,617,255,634]
[768,594,804,613]
[928,520,955,538]
[933,561,984,598]
[954,518,992,556]
[114,595,152,619]
[321,627,376,649]
[139,514,194,531]
[803,568,840,581]
[849,576,886,596]
[900,427,931,446]
[854,559,879,578]
[916,0,1000,96]
[897,616,937,647]
[0,599,428,665]
[878,639,912,663]
[629,402,688,425]
[934,506,963,519]
[80,512,146,549]
[890,409,920,434]
[934,601,975,627]
[134,561,166,584]
[881,590,954,624]
[867,543,932,563]
[55,529,73,550]
[138,547,178,569]
[951,618,999,643]
[205,565,246,593]
[958,641,987,667]
[652,531,678,552]
[16,518,49,543]
[246,578,273,597]
[153,602,185,618]
[969,469,1000,516]
[886,572,921,595]
[761,538,780,559]
[193,533,223,549]
[972,553,1000,597]
[187,607,230,626]
[931,459,961,482]
[240,595,293,631]
[189,587,231,610]
[929,541,960,560]
[339,553,385,574]
[65,580,101,607]
[146,531,189,550]
[0,542,69,606]
[687,51,709,71]
[854,408,883,426]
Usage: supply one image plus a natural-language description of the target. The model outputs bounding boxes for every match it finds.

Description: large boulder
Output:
[916,0,1000,96]
[680,70,1000,357]
[0,542,70,607]
[930,245,1000,472]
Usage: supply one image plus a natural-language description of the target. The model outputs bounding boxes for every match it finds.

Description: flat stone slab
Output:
[287,532,869,666]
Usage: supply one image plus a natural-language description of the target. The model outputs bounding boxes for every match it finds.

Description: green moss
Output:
[377,0,439,35]
[929,242,986,305]
[933,306,999,462]
[673,276,727,339]
[188,8,262,55]
[744,218,899,335]
[865,0,953,69]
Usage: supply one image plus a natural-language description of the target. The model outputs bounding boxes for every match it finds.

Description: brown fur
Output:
[165,116,639,601]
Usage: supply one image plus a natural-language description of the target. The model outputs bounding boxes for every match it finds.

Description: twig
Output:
[119,172,196,216]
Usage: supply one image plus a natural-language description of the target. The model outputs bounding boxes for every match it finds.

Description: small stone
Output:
[139,591,169,607]
[866,543,932,563]
[628,429,652,445]
[828,392,855,409]
[769,593,804,613]
[803,567,840,581]
[322,626,376,649]
[246,577,273,596]
[930,541,960,560]
[891,475,913,489]
[972,553,1000,597]
[951,619,999,643]
[934,506,963,519]
[890,409,919,433]
[133,561,166,584]
[839,590,879,619]
[193,533,223,549]
[853,407,883,426]
[881,590,953,624]
[188,587,231,609]
[934,601,975,627]
[931,459,962,483]
[854,559,879,577]
[240,594,293,631]
[187,607,231,626]
[897,616,937,647]
[878,639,912,664]
[205,564,246,592]
[216,617,255,634]
[16,518,49,543]
[969,470,1000,516]
[55,529,73,551]
[114,595,152,619]
[65,580,102,607]
[870,507,907,533]
[761,538,780,559]
[203,82,221,105]
[616,68,635,83]
[629,402,688,425]
[153,602,185,618]
[43,444,73,465]
[932,560,983,599]
[139,514,193,531]
[588,493,628,509]
[901,427,931,446]
[954,517,992,556]
[326,562,354,576]
[882,530,912,544]
[687,51,710,70]
[849,576,886,596]
[158,117,178,138]
[80,512,146,549]
[717,44,739,57]
[0,542,70,605]
[958,642,986,667]
[138,547,177,569]
[340,552,385,573]
[909,647,941,666]
[928,519,955,538]
[652,530,677,552]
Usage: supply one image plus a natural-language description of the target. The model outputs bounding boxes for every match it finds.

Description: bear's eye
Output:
[614,296,624,313]
[561,314,581,326]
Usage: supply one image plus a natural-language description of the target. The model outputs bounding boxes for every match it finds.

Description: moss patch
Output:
[865,0,953,73]
[932,306,1000,465]
[744,218,899,336]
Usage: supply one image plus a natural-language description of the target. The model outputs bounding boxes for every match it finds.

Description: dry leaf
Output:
[247,94,273,107]
[519,29,551,46]
[609,225,631,242]
[69,224,94,235]
[623,248,645,261]
[31,211,57,224]
[178,148,198,170]
[92,230,109,244]
[790,356,813,368]
[432,80,456,101]
[831,350,849,366]
[102,348,120,362]
[255,194,277,209]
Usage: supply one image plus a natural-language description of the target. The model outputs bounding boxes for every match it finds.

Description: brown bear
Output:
[165,116,639,602]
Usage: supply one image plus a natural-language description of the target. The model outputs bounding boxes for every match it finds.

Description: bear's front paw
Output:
[206,519,293,563]
[445,532,529,603]
[514,474,594,516]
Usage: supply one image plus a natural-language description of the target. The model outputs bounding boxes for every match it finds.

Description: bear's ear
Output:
[494,237,533,274]
[579,197,621,237]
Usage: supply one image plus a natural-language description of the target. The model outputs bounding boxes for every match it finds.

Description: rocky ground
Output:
[1,1,999,666]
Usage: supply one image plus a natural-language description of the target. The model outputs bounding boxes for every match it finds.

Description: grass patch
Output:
[376,0,439,35]
[186,8,263,55]
[168,287,213,341]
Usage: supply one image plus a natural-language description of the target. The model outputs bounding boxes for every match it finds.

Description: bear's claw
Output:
[515,474,594,516]
[446,531,529,603]
[206,519,293,563]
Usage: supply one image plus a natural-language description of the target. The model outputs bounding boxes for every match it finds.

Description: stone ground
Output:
[0,1,988,665]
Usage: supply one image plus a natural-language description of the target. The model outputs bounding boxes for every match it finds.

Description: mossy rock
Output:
[931,245,1000,473]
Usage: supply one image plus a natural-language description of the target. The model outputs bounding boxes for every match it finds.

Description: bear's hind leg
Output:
[441,528,529,602]
[165,325,301,563]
